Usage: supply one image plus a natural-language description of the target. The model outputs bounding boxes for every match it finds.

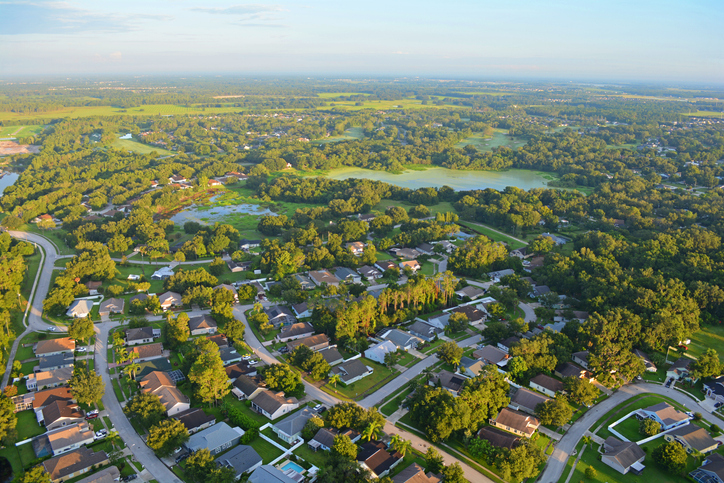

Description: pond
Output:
[325,167,554,191]
[0,172,19,196]
[171,203,276,225]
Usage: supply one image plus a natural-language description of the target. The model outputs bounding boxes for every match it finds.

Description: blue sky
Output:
[1,0,722,82]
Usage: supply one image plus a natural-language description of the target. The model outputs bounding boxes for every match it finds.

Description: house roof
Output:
[492,408,540,437]
[47,423,94,453]
[319,347,344,365]
[331,359,370,383]
[572,351,589,363]
[219,347,242,363]
[73,466,120,483]
[42,400,83,425]
[473,346,508,365]
[431,370,467,393]
[670,357,693,374]
[477,426,520,450]
[511,388,551,411]
[131,343,163,359]
[286,334,329,351]
[382,329,420,348]
[455,286,485,299]
[669,424,717,452]
[213,284,237,295]
[357,441,402,477]
[249,465,298,483]
[530,374,564,394]
[697,454,724,480]
[633,349,656,369]
[86,281,102,290]
[129,293,149,304]
[216,444,262,476]
[274,407,315,437]
[233,375,266,397]
[644,402,690,426]
[207,334,229,348]
[186,422,244,452]
[189,315,217,331]
[358,265,381,278]
[335,267,360,280]
[43,447,108,481]
[311,428,337,449]
[366,340,397,359]
[409,320,442,339]
[173,408,216,432]
[225,361,256,379]
[556,362,587,379]
[30,367,73,388]
[99,297,124,313]
[603,437,645,469]
[499,336,520,349]
[33,387,74,409]
[35,337,75,355]
[158,291,182,304]
[252,391,298,415]
[126,326,154,342]
[376,260,397,271]
[38,353,74,371]
[308,270,340,285]
[279,322,314,340]
[451,304,485,322]
[264,305,295,320]
[393,463,441,483]
[67,299,93,314]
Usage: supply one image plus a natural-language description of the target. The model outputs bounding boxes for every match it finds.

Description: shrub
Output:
[585,466,597,479]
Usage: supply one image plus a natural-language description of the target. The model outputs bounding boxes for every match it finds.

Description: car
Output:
[173,447,183,454]
[716,402,723,409]
[176,453,189,463]
[313,404,322,412]
[86,413,99,420]
[48,327,57,332]
[636,376,643,381]
[317,405,327,413]
[95,430,107,438]
[77,347,87,352]
[123,475,138,481]
[665,380,673,388]
[242,355,251,360]
[248,360,259,365]
[717,441,723,447]
[678,344,688,351]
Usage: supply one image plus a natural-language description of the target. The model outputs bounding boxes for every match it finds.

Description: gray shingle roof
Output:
[216,444,262,476]
[186,422,244,452]
[273,407,315,438]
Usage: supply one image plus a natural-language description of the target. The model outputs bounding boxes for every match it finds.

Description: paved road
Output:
[518,302,536,323]
[539,382,722,483]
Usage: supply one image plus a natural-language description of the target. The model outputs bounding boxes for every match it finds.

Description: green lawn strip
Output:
[0,446,23,475]
[421,339,445,354]
[130,460,144,472]
[396,351,416,367]
[16,410,46,440]
[120,458,137,477]
[17,443,37,467]
[595,394,689,440]
[688,324,724,363]
[261,427,293,449]
[249,436,285,464]
[380,386,414,416]
[111,379,124,401]
[89,418,105,432]
[457,221,527,250]
[102,416,114,431]
[559,439,586,483]
[292,443,328,469]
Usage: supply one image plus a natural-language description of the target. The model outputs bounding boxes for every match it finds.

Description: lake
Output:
[0,172,19,196]
[325,167,553,191]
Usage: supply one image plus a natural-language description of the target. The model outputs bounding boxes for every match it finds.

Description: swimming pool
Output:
[281,461,305,473]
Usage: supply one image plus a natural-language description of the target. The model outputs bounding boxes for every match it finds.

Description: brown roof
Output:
[530,374,565,394]
[252,390,297,415]
[477,426,520,450]
[511,387,551,411]
[139,371,188,410]
[47,423,94,452]
[225,361,256,379]
[492,408,540,437]
[35,337,76,355]
[86,281,102,290]
[42,400,84,426]
[392,463,441,483]
[669,424,717,452]
[645,402,690,426]
[43,447,109,481]
[472,346,508,365]
[189,315,217,331]
[451,305,485,322]
[207,334,229,348]
[139,371,175,392]
[286,334,329,351]
[278,322,314,340]
[131,343,163,359]
[603,437,645,469]
[33,387,74,409]
[358,441,402,477]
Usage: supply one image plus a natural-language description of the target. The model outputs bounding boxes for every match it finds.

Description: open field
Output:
[0,104,246,121]
[314,126,365,143]
[111,137,174,155]
[0,125,44,137]
[454,128,527,152]
[318,98,464,111]
[317,92,370,98]
[689,324,724,363]
[683,110,724,117]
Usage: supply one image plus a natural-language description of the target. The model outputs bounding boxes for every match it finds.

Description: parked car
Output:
[242,355,252,360]
[95,429,107,438]
[77,347,87,352]
[248,360,259,365]
[175,453,189,463]
[313,404,322,412]
[86,412,99,420]
[48,327,57,332]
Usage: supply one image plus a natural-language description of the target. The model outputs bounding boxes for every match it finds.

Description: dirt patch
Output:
[0,141,40,156]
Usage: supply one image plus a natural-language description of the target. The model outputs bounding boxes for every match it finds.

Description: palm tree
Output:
[362,421,381,442]
[124,361,141,380]
[393,437,412,457]
[422,367,435,383]
[115,347,128,364]
[329,374,341,388]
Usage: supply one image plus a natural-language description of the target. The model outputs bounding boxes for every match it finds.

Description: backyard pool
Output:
[281,461,305,473]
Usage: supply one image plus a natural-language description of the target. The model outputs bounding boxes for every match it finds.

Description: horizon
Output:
[1,0,722,83]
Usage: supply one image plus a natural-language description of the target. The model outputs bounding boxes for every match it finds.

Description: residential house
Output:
[667,356,695,382]
[399,260,421,272]
[429,370,467,397]
[450,305,486,325]
[251,391,299,420]
[541,233,569,245]
[477,426,520,450]
[293,273,315,290]
[437,240,457,253]
[219,347,243,366]
[172,408,216,435]
[381,329,421,351]
[529,374,565,398]
[704,376,724,405]
[555,362,594,382]
[98,298,124,316]
[510,247,532,259]
[207,334,229,349]
[487,269,515,282]
[225,362,257,381]
[665,424,718,454]
[42,400,85,430]
[346,241,365,256]
[264,306,297,328]
[189,315,218,336]
[375,260,398,272]
[139,371,190,416]
[249,465,297,483]
[408,320,443,342]
[169,174,186,183]
[35,338,76,357]
[66,300,93,318]
[358,213,376,223]
[239,239,261,250]
[601,437,646,475]
[308,270,340,287]
[319,347,344,366]
[26,367,73,391]
[416,243,436,255]
[691,453,724,483]
[633,349,657,373]
[455,286,485,300]
[365,340,397,364]
[85,281,102,296]
[286,334,329,352]
[330,359,373,385]
[151,267,175,280]
[308,428,360,452]
[490,408,540,438]
[391,248,420,259]
[291,302,312,319]
[533,285,551,297]
[497,336,520,354]
[47,422,95,456]
[335,267,362,284]
[509,388,551,415]
[158,291,182,310]
[128,293,148,306]
[213,284,238,303]
[277,322,314,343]
[227,260,252,273]
[42,447,109,483]
[38,353,75,372]
[73,466,119,483]
[231,375,266,401]
[572,351,590,369]
[15,386,74,416]
[358,265,382,281]
[125,327,155,346]
[272,407,315,444]
[130,343,164,363]
[392,463,441,483]
[427,313,450,330]
[638,403,690,430]
[215,445,263,479]
[185,422,245,455]
[357,441,403,478]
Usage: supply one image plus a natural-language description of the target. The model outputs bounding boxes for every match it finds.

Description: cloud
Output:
[190,4,285,16]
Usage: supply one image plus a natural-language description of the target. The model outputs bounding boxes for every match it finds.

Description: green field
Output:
[454,128,527,152]
[0,104,246,121]
[683,111,724,118]
[0,125,44,137]
[457,220,527,250]
[317,92,370,98]
[111,136,174,155]
[689,324,724,363]
[314,126,365,143]
[319,97,464,111]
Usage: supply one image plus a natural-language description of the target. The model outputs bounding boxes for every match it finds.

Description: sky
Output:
[1,0,723,83]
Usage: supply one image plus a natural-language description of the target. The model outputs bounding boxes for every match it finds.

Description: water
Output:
[281,461,305,473]
[170,203,276,225]
[326,167,552,191]
[0,173,19,196]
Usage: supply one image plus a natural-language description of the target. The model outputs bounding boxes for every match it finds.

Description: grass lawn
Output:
[249,436,284,464]
[596,395,689,440]
[314,127,365,144]
[120,458,138,477]
[457,221,527,250]
[396,351,417,367]
[293,443,328,468]
[17,410,45,440]
[380,386,415,416]
[0,446,23,475]
[611,416,645,442]
[324,358,397,400]
[111,379,124,402]
[17,443,36,467]
[112,136,174,155]
[0,124,44,137]
[689,324,724,363]
[418,262,434,277]
[102,416,114,431]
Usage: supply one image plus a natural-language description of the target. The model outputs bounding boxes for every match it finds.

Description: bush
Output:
[712,424,722,434]
[693,412,703,421]
[240,428,258,444]
[584,466,597,479]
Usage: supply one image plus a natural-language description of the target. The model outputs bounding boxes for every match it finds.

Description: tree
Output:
[438,341,463,367]
[391,434,412,457]
[0,396,17,445]
[124,392,166,428]
[507,356,528,381]
[15,466,51,483]
[329,373,341,388]
[653,441,688,473]
[68,317,94,342]
[640,418,660,437]
[361,421,381,442]
[331,434,358,460]
[259,364,305,398]
[69,369,105,405]
[185,449,215,483]
[563,377,599,406]
[496,443,545,481]
[222,317,245,342]
[691,348,721,380]
[166,312,190,348]
[123,361,141,380]
[188,349,230,405]
[585,466,597,479]
[447,312,468,334]
[302,416,324,440]
[384,351,402,368]
[425,447,445,474]
[535,396,573,427]
[147,419,190,457]
[441,463,466,483]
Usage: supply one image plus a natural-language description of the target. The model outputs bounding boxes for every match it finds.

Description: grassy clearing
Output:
[249,436,284,464]
[0,104,247,121]
[318,98,464,111]
[689,324,724,363]
[457,221,527,250]
[596,395,689,440]
[317,92,371,98]
[111,136,174,155]
[454,129,528,153]
[314,126,365,144]
[16,410,46,440]
[0,125,44,137]
[683,111,724,117]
